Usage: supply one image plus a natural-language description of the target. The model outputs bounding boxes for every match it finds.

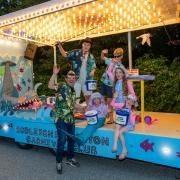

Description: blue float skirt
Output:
[61,118,105,145]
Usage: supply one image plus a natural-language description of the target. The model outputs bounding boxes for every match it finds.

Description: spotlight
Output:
[2,124,9,131]
[161,146,172,156]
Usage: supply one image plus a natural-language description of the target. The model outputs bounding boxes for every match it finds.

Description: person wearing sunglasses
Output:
[56,37,96,105]
[48,66,85,174]
[100,48,128,124]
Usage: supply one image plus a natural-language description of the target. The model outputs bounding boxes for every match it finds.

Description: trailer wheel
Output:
[16,142,33,149]
[49,148,57,156]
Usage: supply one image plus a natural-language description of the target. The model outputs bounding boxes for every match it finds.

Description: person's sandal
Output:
[118,151,128,161]
[106,119,114,124]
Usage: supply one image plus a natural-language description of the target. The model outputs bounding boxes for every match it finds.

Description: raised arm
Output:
[101,49,108,61]
[57,42,67,58]
[48,66,60,90]
[107,62,115,81]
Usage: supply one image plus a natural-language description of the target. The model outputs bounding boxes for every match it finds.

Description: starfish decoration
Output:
[136,33,152,46]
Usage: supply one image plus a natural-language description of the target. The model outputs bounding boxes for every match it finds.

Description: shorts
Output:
[74,81,92,97]
[100,83,113,98]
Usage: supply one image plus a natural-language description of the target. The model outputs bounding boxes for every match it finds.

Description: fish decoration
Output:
[140,139,154,152]
[17,84,22,91]
[27,86,31,91]
[27,78,31,83]
[22,78,26,86]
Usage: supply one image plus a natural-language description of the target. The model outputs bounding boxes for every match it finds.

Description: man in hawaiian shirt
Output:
[57,37,96,104]
[100,48,128,124]
[48,66,84,174]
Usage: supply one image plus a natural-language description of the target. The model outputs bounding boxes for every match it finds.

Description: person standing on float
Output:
[100,48,128,124]
[57,37,96,104]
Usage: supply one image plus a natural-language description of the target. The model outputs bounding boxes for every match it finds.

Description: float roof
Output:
[0,0,179,45]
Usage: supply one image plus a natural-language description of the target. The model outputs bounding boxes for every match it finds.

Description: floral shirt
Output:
[53,82,76,124]
[67,49,96,80]
[101,58,127,87]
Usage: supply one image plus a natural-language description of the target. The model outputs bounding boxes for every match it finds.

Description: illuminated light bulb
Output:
[123,3,127,8]
[144,1,147,6]
[158,18,162,22]
[158,10,161,15]
[119,8,122,14]
[6,40,11,45]
[161,146,172,156]
[0,39,4,44]
[3,124,9,131]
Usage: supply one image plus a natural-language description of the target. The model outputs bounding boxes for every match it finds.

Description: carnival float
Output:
[0,0,179,168]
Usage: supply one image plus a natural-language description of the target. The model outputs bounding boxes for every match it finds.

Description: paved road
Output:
[0,137,179,180]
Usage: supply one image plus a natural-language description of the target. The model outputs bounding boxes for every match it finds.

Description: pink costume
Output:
[108,62,136,127]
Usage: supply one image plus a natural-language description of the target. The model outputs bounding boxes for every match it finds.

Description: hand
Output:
[112,58,118,63]
[113,92,118,99]
[89,70,95,77]
[53,65,60,75]
[102,49,108,54]
[56,41,62,47]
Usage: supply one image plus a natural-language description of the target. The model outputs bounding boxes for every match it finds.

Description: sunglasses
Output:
[114,55,122,58]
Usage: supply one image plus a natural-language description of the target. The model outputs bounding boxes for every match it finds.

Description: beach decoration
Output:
[136,33,152,46]
[144,115,158,125]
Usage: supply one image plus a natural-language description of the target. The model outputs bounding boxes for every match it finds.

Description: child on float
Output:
[107,66,136,160]
[63,92,108,145]
[100,48,128,124]
[112,94,136,160]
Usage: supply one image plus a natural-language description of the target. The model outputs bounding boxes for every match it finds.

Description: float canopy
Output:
[0,0,179,46]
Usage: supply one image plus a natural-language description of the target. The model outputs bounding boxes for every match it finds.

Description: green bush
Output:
[134,54,180,113]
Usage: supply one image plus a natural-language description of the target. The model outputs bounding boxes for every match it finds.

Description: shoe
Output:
[118,151,128,161]
[56,162,63,174]
[106,120,114,124]
[66,158,80,167]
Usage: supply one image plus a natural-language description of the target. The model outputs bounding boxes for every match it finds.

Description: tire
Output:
[49,148,57,156]
[16,142,33,149]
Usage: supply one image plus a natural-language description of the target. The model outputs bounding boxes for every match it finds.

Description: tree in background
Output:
[134,54,180,113]
[0,0,49,16]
